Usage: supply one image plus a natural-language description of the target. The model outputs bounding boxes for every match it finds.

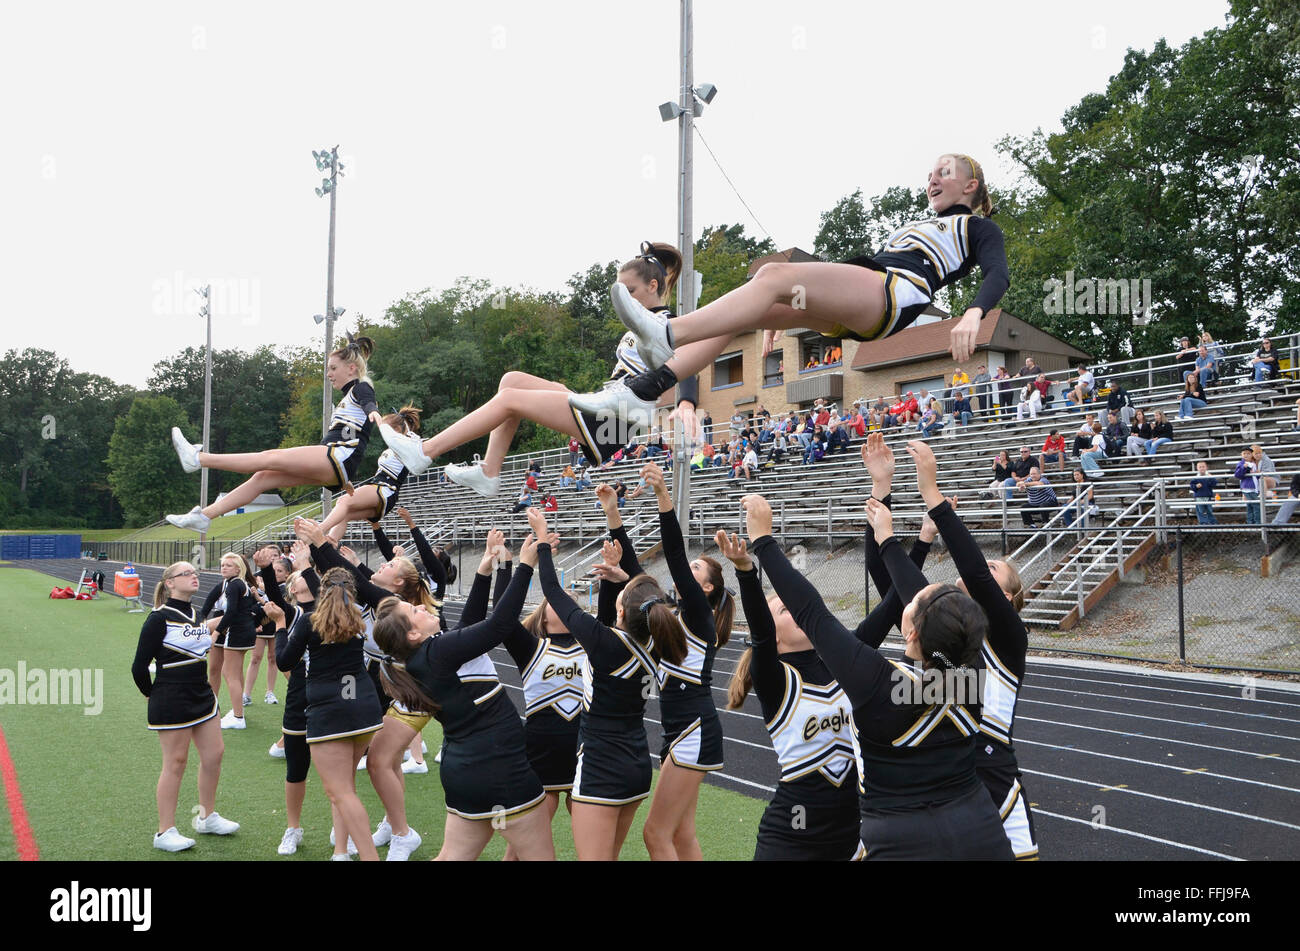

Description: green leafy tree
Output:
[107,395,197,526]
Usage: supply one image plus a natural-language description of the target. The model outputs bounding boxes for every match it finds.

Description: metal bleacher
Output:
[239,333,1300,630]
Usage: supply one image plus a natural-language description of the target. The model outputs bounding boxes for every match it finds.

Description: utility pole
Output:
[313,146,343,516]
[197,284,213,545]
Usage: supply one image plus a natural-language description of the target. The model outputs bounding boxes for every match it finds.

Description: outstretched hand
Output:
[714,530,752,571]
[864,497,894,544]
[904,439,939,489]
[526,506,551,541]
[861,431,894,494]
[667,402,703,450]
[761,328,783,357]
[601,539,623,568]
[396,505,416,530]
[949,309,980,363]
[740,494,773,541]
[294,517,327,548]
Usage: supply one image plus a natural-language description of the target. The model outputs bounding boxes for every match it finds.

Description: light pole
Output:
[195,284,213,543]
[658,0,717,530]
[313,146,345,515]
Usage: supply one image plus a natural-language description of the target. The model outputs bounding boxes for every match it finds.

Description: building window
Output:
[799,333,842,372]
[763,352,783,387]
[712,351,744,389]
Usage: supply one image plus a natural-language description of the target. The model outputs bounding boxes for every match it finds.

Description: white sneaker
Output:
[356,754,367,771]
[567,380,655,435]
[434,747,443,764]
[386,827,423,862]
[421,739,428,755]
[330,852,353,861]
[268,742,286,759]
[242,694,252,706]
[153,827,196,852]
[611,280,673,368]
[171,427,202,473]
[379,421,431,475]
[166,506,211,534]
[264,691,278,705]
[192,810,240,835]
[402,757,428,775]
[220,711,246,730]
[329,828,359,855]
[372,818,393,848]
[277,827,304,856]
[402,749,411,762]
[445,458,501,497]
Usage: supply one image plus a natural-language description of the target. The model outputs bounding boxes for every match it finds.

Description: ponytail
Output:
[155,561,193,607]
[952,153,996,217]
[620,241,683,301]
[371,596,440,715]
[331,332,376,384]
[314,567,363,644]
[623,574,685,665]
[383,405,423,437]
[913,585,987,705]
[697,556,734,647]
[726,647,754,710]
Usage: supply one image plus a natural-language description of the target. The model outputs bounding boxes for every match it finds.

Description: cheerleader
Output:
[526,505,685,860]
[380,243,702,487]
[629,463,731,861]
[277,566,385,861]
[243,551,290,706]
[905,439,1038,859]
[742,493,1013,860]
[370,533,554,860]
[717,532,860,860]
[130,562,240,851]
[494,538,585,861]
[317,407,422,544]
[569,155,1007,420]
[166,334,380,533]
[202,552,258,729]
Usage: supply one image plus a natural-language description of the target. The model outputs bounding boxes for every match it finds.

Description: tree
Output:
[813,187,929,262]
[107,395,197,526]
[693,225,775,306]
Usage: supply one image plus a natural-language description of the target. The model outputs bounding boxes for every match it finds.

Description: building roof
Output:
[849,309,1092,371]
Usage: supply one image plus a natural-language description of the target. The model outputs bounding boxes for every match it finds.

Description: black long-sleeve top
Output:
[323,378,378,454]
[131,598,212,696]
[536,543,654,732]
[751,534,982,810]
[654,508,718,693]
[1151,421,1174,441]
[376,525,449,602]
[855,492,932,649]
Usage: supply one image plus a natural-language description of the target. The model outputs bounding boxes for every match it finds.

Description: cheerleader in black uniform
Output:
[243,551,290,707]
[905,439,1038,859]
[277,566,386,861]
[626,463,732,861]
[495,541,585,860]
[569,155,1007,423]
[742,493,1013,860]
[317,407,422,543]
[717,532,860,861]
[131,562,240,852]
[371,533,554,860]
[526,505,686,861]
[165,334,381,533]
[204,552,258,730]
[380,243,704,487]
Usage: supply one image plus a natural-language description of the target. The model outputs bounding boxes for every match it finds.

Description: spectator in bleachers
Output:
[1250,338,1279,382]
[1073,413,1099,457]
[643,431,666,459]
[849,405,867,439]
[1041,429,1066,471]
[525,470,540,493]
[1016,379,1042,421]
[995,366,1015,414]
[528,458,543,475]
[627,476,649,500]
[1017,466,1060,528]
[1102,410,1130,457]
[689,449,705,472]
[1176,336,1198,382]
[614,479,627,508]
[971,364,991,413]
[1235,450,1261,524]
[1194,344,1218,388]
[901,390,920,424]
[802,427,827,465]
[1059,469,1097,527]
[1065,364,1096,408]
[736,444,760,480]
[953,391,974,426]
[510,484,533,513]
[542,493,559,512]
[982,449,1015,499]
[1019,355,1042,379]
[1190,461,1218,525]
[701,411,713,445]
[1002,445,1039,499]
[1105,379,1137,427]
[1145,411,1174,457]
[1081,423,1107,478]
[575,466,593,489]
[918,400,944,438]
[1177,373,1209,419]
[730,411,746,437]
[559,464,576,489]
[885,395,906,428]
[826,418,851,454]
[1200,331,1226,374]
[814,402,831,428]
[567,436,582,469]
[1126,410,1152,457]
[769,428,788,464]
[1251,444,1279,499]
[949,366,970,411]
[1270,471,1300,524]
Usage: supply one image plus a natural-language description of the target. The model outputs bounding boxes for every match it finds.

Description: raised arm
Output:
[459,530,506,629]
[718,531,784,720]
[535,536,623,659]
[645,463,712,640]
[371,524,396,562]
[431,561,536,673]
[276,609,310,672]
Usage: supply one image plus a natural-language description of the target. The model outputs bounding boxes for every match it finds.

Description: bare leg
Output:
[191,716,225,818]
[156,729,191,833]
[365,717,416,835]
[314,737,380,861]
[320,487,382,539]
[419,389,583,468]
[222,650,246,717]
[203,469,319,520]
[504,791,559,861]
[665,300,844,384]
[286,779,306,829]
[482,373,571,477]
[243,638,265,700]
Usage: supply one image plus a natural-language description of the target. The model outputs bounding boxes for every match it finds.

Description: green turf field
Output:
[114,504,319,543]
[0,566,764,861]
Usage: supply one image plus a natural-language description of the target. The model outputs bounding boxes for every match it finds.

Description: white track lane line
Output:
[1020,767,1300,832]
[1030,808,1243,860]
[1016,698,1300,743]
[1014,737,1300,793]
[1015,715,1300,763]
[1020,684,1299,723]
[1023,669,1300,706]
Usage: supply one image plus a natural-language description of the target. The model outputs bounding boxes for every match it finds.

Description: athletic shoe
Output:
[445,457,501,497]
[277,827,304,856]
[567,379,656,433]
[421,739,428,755]
[220,711,246,730]
[386,828,423,862]
[402,749,411,762]
[329,828,359,855]
[153,827,196,852]
[165,507,211,534]
[264,691,278,705]
[379,421,432,476]
[330,852,353,862]
[242,694,252,706]
[192,810,240,835]
[372,818,393,848]
[611,281,673,368]
[356,754,367,771]
[401,757,428,775]
[434,747,443,764]
[171,427,203,473]
[268,742,286,759]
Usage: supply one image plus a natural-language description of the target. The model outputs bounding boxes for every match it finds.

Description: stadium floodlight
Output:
[313,314,325,325]
[659,101,684,122]
[693,82,717,104]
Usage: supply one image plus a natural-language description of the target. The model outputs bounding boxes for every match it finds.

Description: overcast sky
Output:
[2,0,1231,388]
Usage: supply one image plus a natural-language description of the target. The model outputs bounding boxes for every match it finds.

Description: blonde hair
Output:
[726,647,753,710]
[154,562,195,607]
[314,567,363,645]
[220,552,253,585]
[331,333,375,385]
[950,153,994,217]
